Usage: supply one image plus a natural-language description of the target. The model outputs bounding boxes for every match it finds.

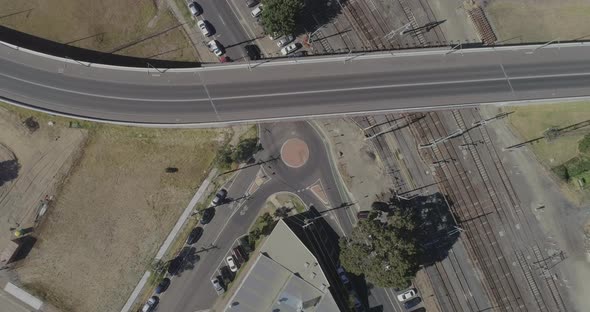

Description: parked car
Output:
[220,265,234,284]
[211,276,225,295]
[276,35,295,48]
[233,245,248,263]
[289,51,307,58]
[244,44,261,60]
[167,256,183,275]
[251,5,263,18]
[357,210,371,220]
[155,278,171,294]
[280,42,300,55]
[188,1,202,16]
[200,208,214,225]
[409,308,426,312]
[336,266,350,285]
[186,226,203,245]
[211,188,228,206]
[226,255,238,272]
[239,236,253,253]
[397,288,417,302]
[219,56,231,63]
[403,297,422,310]
[245,0,259,7]
[197,20,211,36]
[141,296,159,312]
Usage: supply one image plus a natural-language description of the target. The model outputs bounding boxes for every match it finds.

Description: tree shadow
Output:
[384,192,459,266]
[0,159,20,187]
[174,246,201,277]
[0,25,201,67]
[294,0,345,36]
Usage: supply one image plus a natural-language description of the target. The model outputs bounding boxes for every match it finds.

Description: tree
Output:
[216,145,234,168]
[339,211,419,289]
[233,138,261,163]
[579,134,590,154]
[260,0,303,36]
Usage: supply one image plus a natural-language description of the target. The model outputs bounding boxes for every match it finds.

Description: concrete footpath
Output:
[120,168,218,312]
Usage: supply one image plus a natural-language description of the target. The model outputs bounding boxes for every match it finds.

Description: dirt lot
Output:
[0,103,232,312]
[485,0,590,42]
[0,0,195,61]
[0,105,86,265]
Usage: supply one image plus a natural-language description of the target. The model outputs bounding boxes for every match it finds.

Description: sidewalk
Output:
[120,168,218,312]
[165,0,218,63]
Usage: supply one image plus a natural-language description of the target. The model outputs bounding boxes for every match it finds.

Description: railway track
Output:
[407,111,527,311]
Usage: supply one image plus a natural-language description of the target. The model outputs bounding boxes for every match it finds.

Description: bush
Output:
[579,134,590,154]
[552,165,570,181]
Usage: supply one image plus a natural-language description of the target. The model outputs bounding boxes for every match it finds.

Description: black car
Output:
[211,189,228,206]
[403,297,422,310]
[289,51,307,58]
[186,227,204,245]
[233,245,248,264]
[155,278,171,294]
[200,208,214,225]
[245,0,259,7]
[244,45,261,60]
[167,256,183,275]
[409,308,426,312]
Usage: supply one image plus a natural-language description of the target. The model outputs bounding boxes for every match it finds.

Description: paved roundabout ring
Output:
[280,138,310,168]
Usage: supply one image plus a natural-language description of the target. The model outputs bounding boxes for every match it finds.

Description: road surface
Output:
[1,42,590,125]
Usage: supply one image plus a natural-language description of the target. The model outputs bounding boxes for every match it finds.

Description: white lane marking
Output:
[219,15,227,26]
[3,70,590,104]
[0,72,210,102]
[211,71,590,101]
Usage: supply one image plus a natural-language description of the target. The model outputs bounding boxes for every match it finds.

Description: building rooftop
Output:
[225,220,340,312]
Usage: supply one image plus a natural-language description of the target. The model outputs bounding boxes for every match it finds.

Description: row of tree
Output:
[216,138,262,169]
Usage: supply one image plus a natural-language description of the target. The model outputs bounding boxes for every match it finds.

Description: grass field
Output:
[1,103,232,312]
[506,102,590,166]
[485,0,590,43]
[0,0,195,61]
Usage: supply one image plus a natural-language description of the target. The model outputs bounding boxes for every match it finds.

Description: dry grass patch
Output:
[485,0,590,42]
[0,0,195,61]
[506,102,590,166]
[11,116,231,312]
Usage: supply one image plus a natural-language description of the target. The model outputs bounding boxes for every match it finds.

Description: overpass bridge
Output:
[1,41,589,127]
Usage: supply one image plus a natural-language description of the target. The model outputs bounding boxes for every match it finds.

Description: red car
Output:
[219,56,231,63]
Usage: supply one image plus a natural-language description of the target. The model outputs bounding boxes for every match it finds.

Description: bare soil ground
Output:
[484,0,590,42]
[0,0,196,61]
[0,104,86,265]
[1,103,232,312]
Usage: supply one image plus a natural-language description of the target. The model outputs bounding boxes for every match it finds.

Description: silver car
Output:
[276,35,295,48]
[197,20,211,37]
[211,277,225,295]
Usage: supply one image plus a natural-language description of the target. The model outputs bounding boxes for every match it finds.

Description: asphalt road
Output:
[196,0,252,61]
[157,121,361,311]
[1,43,590,124]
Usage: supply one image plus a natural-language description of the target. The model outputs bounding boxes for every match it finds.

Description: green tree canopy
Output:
[260,0,303,36]
[339,210,419,288]
[234,138,261,163]
[579,134,590,154]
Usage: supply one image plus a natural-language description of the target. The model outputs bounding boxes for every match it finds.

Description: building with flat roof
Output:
[226,211,348,312]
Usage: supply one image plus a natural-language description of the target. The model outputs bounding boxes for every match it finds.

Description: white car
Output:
[397,288,417,302]
[207,40,224,57]
[251,5,263,18]
[276,35,295,48]
[280,42,300,56]
[226,255,238,272]
[197,20,211,37]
